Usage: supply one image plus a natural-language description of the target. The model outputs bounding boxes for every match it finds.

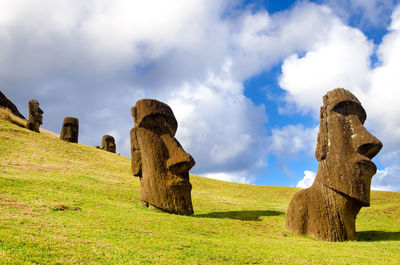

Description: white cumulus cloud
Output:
[296,170,316,189]
[372,166,400,191]
[279,18,373,115]
[268,125,319,158]
[202,171,255,185]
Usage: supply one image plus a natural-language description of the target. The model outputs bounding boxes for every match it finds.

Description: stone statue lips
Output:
[168,160,195,186]
[357,159,377,175]
[354,152,378,176]
[354,140,382,185]
[168,176,191,187]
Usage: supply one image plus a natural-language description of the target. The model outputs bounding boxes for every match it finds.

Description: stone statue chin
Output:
[286,88,382,241]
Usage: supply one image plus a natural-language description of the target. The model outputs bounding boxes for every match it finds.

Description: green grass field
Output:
[1,113,399,264]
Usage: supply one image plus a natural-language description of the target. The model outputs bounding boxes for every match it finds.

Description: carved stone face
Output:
[315,88,382,205]
[130,99,195,215]
[60,117,79,143]
[101,135,116,153]
[29,100,43,125]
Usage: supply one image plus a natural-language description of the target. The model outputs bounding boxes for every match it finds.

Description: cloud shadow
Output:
[193,210,284,221]
[356,230,400,241]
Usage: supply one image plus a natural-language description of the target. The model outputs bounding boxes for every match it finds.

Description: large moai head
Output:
[101,135,116,153]
[315,88,382,205]
[130,99,195,215]
[60,117,79,143]
[286,88,383,241]
[27,100,43,133]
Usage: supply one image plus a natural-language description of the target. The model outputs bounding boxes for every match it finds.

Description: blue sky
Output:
[1,0,400,191]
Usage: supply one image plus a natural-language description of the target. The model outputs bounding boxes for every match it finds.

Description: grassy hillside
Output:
[1,112,399,264]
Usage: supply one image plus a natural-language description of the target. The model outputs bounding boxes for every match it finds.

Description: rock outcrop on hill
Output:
[0,90,25,120]
[286,88,383,241]
[130,99,195,215]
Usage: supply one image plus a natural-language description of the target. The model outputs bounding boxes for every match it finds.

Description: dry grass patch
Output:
[0,107,27,128]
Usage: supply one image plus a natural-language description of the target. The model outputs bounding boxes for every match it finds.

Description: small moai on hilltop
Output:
[130,99,195,215]
[286,88,382,241]
[101,135,116,153]
[27,100,43,133]
[60,117,79,143]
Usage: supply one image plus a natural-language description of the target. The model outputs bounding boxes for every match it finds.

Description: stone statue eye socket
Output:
[332,101,366,124]
[141,115,169,133]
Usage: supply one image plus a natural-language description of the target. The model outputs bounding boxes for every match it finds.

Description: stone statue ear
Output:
[131,107,137,122]
[315,106,328,161]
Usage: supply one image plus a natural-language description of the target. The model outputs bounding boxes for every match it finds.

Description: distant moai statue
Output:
[27,100,43,133]
[130,99,195,215]
[101,135,116,153]
[286,88,382,241]
[60,117,79,143]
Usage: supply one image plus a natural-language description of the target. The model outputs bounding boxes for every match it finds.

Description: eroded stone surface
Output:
[27,100,43,133]
[101,135,116,153]
[0,91,25,119]
[286,88,382,241]
[130,99,195,215]
[60,117,79,143]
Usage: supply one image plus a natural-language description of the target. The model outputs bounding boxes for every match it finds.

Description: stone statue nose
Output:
[67,126,72,136]
[352,119,382,159]
[161,134,195,175]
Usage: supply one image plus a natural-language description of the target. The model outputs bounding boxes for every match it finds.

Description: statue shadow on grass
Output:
[356,231,400,241]
[193,210,284,221]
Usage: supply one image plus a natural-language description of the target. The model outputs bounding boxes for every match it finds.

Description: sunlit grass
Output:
[0,107,27,128]
[1,116,399,264]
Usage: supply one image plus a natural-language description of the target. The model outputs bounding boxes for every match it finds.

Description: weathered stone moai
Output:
[101,135,116,153]
[286,88,382,241]
[130,99,195,215]
[60,117,79,143]
[27,100,43,133]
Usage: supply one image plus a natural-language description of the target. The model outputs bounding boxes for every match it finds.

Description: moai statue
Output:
[130,99,195,215]
[27,100,43,133]
[286,88,382,241]
[101,135,116,153]
[60,117,79,143]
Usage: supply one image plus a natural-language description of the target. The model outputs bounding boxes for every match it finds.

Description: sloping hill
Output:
[0,112,399,264]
